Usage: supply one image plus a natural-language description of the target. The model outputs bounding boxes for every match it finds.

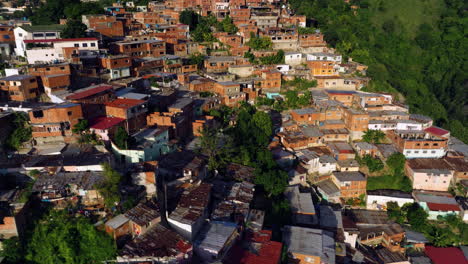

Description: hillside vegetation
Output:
[289,0,467,142]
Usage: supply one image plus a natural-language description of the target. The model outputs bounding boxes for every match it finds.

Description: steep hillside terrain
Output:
[290,0,467,142]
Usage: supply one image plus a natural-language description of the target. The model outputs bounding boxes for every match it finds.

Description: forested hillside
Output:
[289,0,467,142]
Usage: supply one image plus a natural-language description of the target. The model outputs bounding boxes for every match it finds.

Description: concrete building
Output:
[24,38,99,64]
[0,74,39,101]
[111,126,171,165]
[29,103,83,144]
[366,190,414,210]
[168,183,212,241]
[14,24,65,57]
[283,226,335,264]
[194,221,239,263]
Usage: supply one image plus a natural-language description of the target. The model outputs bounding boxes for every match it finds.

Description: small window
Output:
[74,44,79,47]
[82,43,88,47]
[90,43,96,47]
[67,111,72,116]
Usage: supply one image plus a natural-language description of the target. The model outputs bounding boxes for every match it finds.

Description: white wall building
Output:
[25,38,99,64]
[285,52,303,66]
[14,25,65,57]
[306,52,342,63]
[366,190,414,210]
[368,120,423,131]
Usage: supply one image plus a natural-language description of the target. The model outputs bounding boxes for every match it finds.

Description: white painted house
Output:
[306,52,342,63]
[366,190,414,210]
[14,24,65,57]
[285,52,303,66]
[24,38,99,64]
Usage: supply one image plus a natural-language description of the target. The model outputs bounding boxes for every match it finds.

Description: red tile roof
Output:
[24,38,98,43]
[89,116,125,130]
[427,203,460,212]
[425,126,450,137]
[66,84,113,100]
[425,246,468,264]
[225,230,282,264]
[105,98,146,109]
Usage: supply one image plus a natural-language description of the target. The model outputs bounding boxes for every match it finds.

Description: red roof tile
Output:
[425,126,449,137]
[426,203,460,212]
[89,116,125,130]
[105,98,146,109]
[425,246,468,264]
[24,38,98,43]
[66,84,113,100]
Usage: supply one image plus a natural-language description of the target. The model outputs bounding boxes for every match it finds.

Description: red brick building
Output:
[105,98,148,133]
[29,103,83,144]
[0,75,40,102]
[66,84,116,119]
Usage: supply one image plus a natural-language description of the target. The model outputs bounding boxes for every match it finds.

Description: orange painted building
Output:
[307,60,338,76]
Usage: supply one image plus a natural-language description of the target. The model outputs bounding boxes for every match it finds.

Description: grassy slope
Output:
[368,0,446,38]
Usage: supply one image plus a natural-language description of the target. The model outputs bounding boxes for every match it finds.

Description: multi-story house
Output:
[105,98,148,133]
[14,24,65,57]
[331,171,367,198]
[24,38,99,64]
[387,129,448,159]
[0,75,40,102]
[405,158,454,192]
[340,105,369,139]
[110,40,166,58]
[82,15,124,38]
[66,84,116,119]
[99,55,132,80]
[29,103,83,144]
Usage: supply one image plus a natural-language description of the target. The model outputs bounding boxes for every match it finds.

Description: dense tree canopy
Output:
[6,112,31,150]
[289,0,467,142]
[61,20,88,38]
[97,163,123,208]
[26,211,116,264]
[30,0,105,25]
[1,211,116,264]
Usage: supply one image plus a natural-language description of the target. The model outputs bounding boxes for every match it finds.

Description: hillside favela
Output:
[0,0,466,263]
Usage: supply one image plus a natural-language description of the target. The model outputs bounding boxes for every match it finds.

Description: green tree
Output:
[97,163,122,208]
[218,15,238,34]
[62,20,88,38]
[64,2,104,19]
[386,152,406,174]
[362,129,385,144]
[0,237,24,263]
[362,155,384,172]
[72,119,88,134]
[386,202,405,224]
[6,112,31,150]
[251,111,273,146]
[189,52,205,68]
[198,127,233,171]
[254,169,288,197]
[403,203,429,232]
[179,9,200,31]
[113,126,129,149]
[246,32,273,50]
[26,210,116,264]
